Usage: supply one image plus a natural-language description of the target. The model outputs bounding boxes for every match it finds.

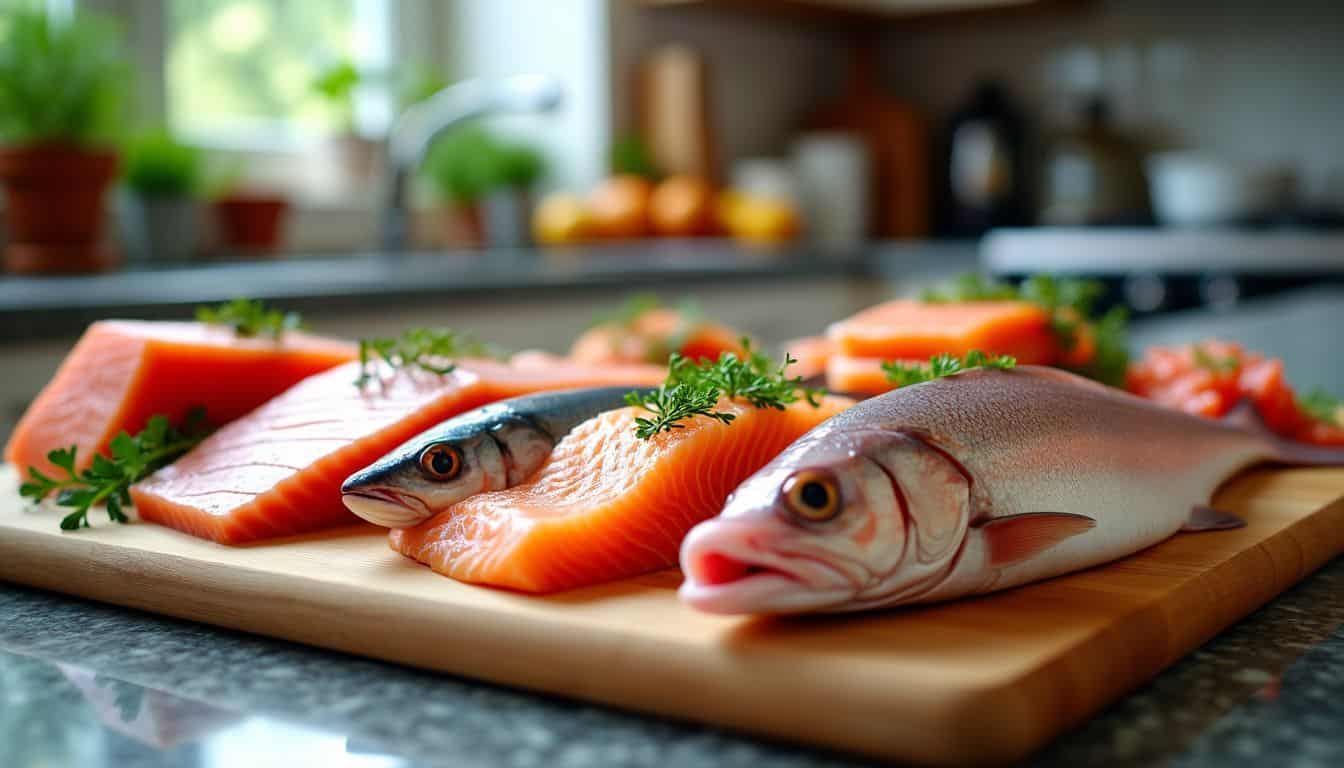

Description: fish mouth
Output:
[678,525,854,615]
[341,487,432,529]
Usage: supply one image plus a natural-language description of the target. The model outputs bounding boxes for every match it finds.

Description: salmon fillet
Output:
[5,321,355,478]
[130,358,667,544]
[390,395,853,593]
[824,354,928,397]
[826,299,1058,363]
[782,335,835,381]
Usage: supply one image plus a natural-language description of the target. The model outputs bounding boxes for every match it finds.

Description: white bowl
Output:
[1146,152,1276,227]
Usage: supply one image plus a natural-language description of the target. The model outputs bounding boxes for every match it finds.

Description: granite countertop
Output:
[5,560,1344,768]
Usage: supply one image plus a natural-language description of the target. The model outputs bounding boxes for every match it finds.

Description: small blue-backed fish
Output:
[342,386,651,528]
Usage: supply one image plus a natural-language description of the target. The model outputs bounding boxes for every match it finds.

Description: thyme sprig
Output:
[195,299,305,339]
[354,328,500,388]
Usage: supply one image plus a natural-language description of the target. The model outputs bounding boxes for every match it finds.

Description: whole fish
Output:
[342,386,651,528]
[679,366,1344,615]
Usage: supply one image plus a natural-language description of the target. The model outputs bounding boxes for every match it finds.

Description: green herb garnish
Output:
[1192,345,1241,373]
[591,293,663,329]
[19,410,211,531]
[196,299,305,340]
[625,339,822,439]
[1299,389,1342,427]
[882,350,1017,387]
[921,273,1130,387]
[355,328,500,388]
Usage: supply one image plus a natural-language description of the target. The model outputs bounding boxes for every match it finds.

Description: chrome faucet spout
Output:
[380,74,563,252]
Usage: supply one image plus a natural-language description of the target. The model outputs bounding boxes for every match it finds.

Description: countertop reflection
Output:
[6,553,1344,768]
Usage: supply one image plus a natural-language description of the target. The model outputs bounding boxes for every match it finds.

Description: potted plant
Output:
[311,59,378,184]
[422,126,545,248]
[120,131,203,262]
[0,8,128,273]
[206,160,290,256]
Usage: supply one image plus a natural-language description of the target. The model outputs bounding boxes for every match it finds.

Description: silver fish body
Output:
[342,386,650,528]
[679,366,1344,615]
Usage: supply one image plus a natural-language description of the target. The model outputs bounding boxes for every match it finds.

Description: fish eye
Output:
[418,443,463,481]
[782,470,841,523]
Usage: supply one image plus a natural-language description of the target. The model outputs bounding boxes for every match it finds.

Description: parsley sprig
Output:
[921,273,1130,387]
[882,350,1017,387]
[195,299,305,339]
[625,340,823,439]
[355,328,500,389]
[19,410,211,531]
[1299,389,1342,428]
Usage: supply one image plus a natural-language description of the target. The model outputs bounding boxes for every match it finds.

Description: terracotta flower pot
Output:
[211,194,290,255]
[0,143,120,274]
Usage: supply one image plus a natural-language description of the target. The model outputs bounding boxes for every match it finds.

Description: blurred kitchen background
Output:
[1,0,1342,436]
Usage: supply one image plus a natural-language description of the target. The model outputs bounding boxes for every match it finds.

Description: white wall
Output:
[444,0,613,192]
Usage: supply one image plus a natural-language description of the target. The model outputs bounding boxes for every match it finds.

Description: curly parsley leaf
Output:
[882,350,1017,387]
[1299,389,1342,427]
[19,409,212,531]
[625,339,823,439]
[354,328,503,389]
[196,299,305,339]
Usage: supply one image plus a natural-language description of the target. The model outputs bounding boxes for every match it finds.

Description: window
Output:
[165,0,395,149]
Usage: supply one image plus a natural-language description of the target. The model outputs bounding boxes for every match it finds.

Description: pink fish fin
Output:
[1182,505,1246,532]
[980,512,1096,568]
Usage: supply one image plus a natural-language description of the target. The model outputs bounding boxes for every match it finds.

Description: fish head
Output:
[679,429,973,615]
[341,415,554,528]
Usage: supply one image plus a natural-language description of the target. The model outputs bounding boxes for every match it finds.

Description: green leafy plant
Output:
[355,327,503,389]
[311,59,361,133]
[422,125,546,204]
[882,350,1017,388]
[610,135,659,180]
[0,7,129,145]
[195,299,305,339]
[626,340,822,439]
[124,130,202,198]
[19,410,211,531]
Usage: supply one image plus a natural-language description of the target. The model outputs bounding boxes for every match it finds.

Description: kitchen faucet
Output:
[380,74,563,252]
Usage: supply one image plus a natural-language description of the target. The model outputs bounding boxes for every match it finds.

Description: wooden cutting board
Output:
[2,464,1343,766]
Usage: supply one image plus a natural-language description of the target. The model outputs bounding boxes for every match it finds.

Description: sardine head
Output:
[678,429,972,615]
[341,417,554,528]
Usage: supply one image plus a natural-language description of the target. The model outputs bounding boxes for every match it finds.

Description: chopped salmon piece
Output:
[826,299,1057,363]
[390,395,854,593]
[782,335,834,381]
[570,307,748,365]
[129,358,667,544]
[5,321,355,479]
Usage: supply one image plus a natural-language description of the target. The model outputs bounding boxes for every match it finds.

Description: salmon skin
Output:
[5,321,355,478]
[390,396,854,593]
[679,366,1344,615]
[342,386,654,528]
[129,359,666,544]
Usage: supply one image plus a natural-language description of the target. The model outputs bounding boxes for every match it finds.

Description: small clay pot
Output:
[211,194,290,254]
[0,143,120,274]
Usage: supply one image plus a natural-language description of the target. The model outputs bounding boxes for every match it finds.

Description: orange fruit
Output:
[588,175,653,240]
[650,175,715,236]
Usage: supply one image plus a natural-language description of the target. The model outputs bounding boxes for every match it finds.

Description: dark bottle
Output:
[939,81,1029,236]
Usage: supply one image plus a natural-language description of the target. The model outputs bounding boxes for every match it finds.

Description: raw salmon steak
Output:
[826,299,1057,363]
[390,395,854,593]
[5,321,355,478]
[129,359,666,544]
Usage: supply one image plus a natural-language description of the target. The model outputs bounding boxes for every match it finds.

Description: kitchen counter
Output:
[4,558,1344,768]
[0,241,976,343]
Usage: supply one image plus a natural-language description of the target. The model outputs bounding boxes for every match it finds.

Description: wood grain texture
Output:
[1,464,1342,765]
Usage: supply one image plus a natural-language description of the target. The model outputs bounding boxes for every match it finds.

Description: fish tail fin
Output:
[1222,399,1344,466]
